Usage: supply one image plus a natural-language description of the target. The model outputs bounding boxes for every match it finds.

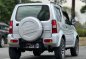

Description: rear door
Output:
[64,24,74,45]
[62,14,74,46]
[11,4,52,39]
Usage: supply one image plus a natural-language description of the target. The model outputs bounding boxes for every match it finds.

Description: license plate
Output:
[27,43,39,48]
[29,44,34,48]
[34,43,39,48]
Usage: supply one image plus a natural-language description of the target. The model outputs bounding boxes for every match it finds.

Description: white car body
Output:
[8,3,78,48]
[8,3,79,59]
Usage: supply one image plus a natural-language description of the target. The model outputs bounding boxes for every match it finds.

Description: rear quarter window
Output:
[16,5,50,21]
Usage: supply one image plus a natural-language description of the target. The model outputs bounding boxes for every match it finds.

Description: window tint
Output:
[63,11,71,25]
[0,25,8,30]
[54,7,61,21]
[16,5,50,21]
[2,26,8,30]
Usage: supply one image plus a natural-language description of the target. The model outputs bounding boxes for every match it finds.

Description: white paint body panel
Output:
[8,3,78,48]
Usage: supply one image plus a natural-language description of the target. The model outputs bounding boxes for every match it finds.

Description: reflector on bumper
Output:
[43,39,52,44]
[10,40,18,43]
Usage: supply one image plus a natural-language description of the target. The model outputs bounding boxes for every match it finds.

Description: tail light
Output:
[44,39,52,43]
[52,20,57,33]
[9,21,13,34]
[10,40,18,43]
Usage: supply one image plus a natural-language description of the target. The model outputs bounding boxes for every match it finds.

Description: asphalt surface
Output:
[0,46,86,59]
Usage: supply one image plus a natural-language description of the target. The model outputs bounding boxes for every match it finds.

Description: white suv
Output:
[8,3,79,59]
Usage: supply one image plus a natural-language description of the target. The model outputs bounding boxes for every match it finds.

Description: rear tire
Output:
[9,47,21,59]
[54,38,65,59]
[70,39,79,56]
[0,38,5,47]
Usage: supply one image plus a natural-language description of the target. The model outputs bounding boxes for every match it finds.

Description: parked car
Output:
[0,22,8,47]
[8,3,79,59]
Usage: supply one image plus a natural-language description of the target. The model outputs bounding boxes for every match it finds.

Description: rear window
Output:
[16,5,50,21]
[0,25,8,30]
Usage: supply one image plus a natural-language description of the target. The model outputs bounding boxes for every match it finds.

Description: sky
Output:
[31,0,86,24]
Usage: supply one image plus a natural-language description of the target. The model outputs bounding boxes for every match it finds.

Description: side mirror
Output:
[71,19,76,25]
[65,19,72,25]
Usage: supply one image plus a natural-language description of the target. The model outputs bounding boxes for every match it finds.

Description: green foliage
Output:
[21,0,41,3]
[77,29,86,37]
[83,22,86,28]
[0,0,18,23]
[75,21,86,37]
[80,5,86,13]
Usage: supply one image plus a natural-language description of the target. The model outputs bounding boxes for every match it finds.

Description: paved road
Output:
[0,46,86,59]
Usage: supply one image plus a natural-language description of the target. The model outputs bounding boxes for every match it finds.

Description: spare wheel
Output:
[19,17,43,42]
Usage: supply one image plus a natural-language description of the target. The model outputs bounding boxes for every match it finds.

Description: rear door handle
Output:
[16,23,19,26]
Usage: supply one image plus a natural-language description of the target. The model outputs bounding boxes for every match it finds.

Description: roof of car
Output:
[0,22,8,26]
[15,3,62,9]
[16,3,60,7]
[17,3,51,5]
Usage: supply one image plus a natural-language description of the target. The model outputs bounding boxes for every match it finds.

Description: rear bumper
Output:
[8,30,64,48]
[8,34,19,47]
[43,30,64,47]
[8,34,43,48]
[43,34,60,47]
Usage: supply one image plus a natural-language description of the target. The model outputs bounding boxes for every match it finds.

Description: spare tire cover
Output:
[19,17,42,42]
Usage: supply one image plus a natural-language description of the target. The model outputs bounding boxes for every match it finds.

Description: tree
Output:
[54,0,67,4]
[80,5,86,13]
[71,0,75,19]
[0,0,19,23]
[19,0,41,3]
[80,0,86,13]
[75,21,83,29]
[83,22,86,28]
[75,21,86,37]
[20,0,31,3]
[0,0,41,23]
[80,0,86,3]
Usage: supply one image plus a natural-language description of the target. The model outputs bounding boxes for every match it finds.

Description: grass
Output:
[79,37,86,46]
